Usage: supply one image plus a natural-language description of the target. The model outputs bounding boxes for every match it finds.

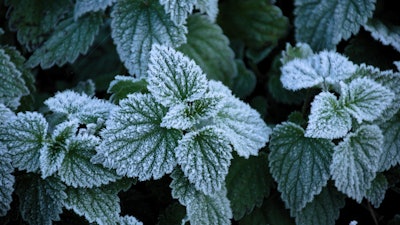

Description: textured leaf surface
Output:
[330,125,383,202]
[26,13,103,68]
[16,174,67,225]
[269,122,334,214]
[379,113,400,171]
[74,0,116,19]
[148,44,208,107]
[295,0,376,50]
[305,92,352,139]
[195,0,219,22]
[364,19,400,52]
[365,173,388,208]
[93,93,182,180]
[175,126,232,194]
[108,76,148,104]
[119,215,143,225]
[111,0,186,77]
[159,0,196,25]
[0,143,14,216]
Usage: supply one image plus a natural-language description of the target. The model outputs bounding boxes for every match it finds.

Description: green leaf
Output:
[294,0,376,50]
[195,0,219,22]
[74,0,116,19]
[72,79,96,96]
[108,76,148,104]
[157,202,186,225]
[16,174,67,225]
[294,186,345,225]
[148,44,208,107]
[226,153,272,220]
[178,14,237,87]
[214,95,271,158]
[269,122,334,215]
[175,126,232,194]
[364,19,400,53]
[26,13,103,68]
[379,113,400,171]
[0,143,14,217]
[305,92,352,139]
[330,125,383,202]
[111,0,186,77]
[280,42,314,64]
[0,112,48,172]
[341,77,394,123]
[232,59,256,98]
[0,48,29,109]
[365,173,388,208]
[93,93,182,180]
[159,0,196,25]
[119,215,143,225]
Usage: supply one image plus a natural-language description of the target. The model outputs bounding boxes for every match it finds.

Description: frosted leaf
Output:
[0,143,14,216]
[93,93,182,180]
[59,133,119,188]
[0,49,29,109]
[214,95,271,158]
[330,125,383,202]
[365,173,388,208]
[159,0,196,25]
[305,92,352,139]
[119,215,143,225]
[64,186,120,225]
[108,75,148,104]
[74,0,116,20]
[175,126,232,194]
[0,104,15,123]
[280,42,314,64]
[45,90,115,124]
[378,113,400,171]
[148,44,208,107]
[195,0,219,22]
[269,122,334,215]
[280,51,357,91]
[72,79,96,96]
[0,112,48,172]
[26,13,103,68]
[295,0,376,50]
[341,78,394,123]
[111,0,187,77]
[364,19,400,52]
[170,168,197,205]
[16,174,67,225]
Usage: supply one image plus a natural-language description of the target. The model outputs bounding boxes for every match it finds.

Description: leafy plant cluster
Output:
[1,0,400,225]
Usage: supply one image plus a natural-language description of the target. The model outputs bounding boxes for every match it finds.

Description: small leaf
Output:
[0,143,14,216]
[341,77,394,123]
[93,93,182,180]
[330,125,383,202]
[72,79,96,96]
[108,75,148,104]
[26,13,103,68]
[111,0,186,77]
[175,126,232,194]
[74,0,116,20]
[119,215,143,225]
[379,113,400,171]
[364,19,400,53]
[16,174,67,225]
[159,0,196,25]
[280,42,314,65]
[148,44,208,107]
[269,122,334,215]
[195,0,219,22]
[365,173,388,208]
[305,92,352,139]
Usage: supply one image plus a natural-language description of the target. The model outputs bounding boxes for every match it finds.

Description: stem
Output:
[367,202,379,225]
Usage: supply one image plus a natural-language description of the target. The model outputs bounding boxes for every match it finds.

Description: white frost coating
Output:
[148,44,208,107]
[195,0,219,22]
[159,0,196,25]
[281,57,323,91]
[74,0,116,20]
[305,92,352,139]
[0,143,14,217]
[364,19,400,53]
[119,215,143,225]
[0,104,15,123]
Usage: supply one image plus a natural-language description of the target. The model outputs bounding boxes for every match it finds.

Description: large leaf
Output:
[16,174,67,225]
[378,112,400,171]
[295,0,376,50]
[0,143,14,216]
[74,0,117,19]
[175,126,232,194]
[92,93,182,180]
[364,19,400,53]
[111,0,186,77]
[269,122,334,215]
[159,0,196,25]
[26,13,103,68]
[330,125,383,202]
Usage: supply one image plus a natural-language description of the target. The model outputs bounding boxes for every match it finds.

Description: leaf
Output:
[305,92,352,139]
[16,174,67,225]
[294,0,376,50]
[148,44,208,107]
[175,126,232,194]
[269,122,334,215]
[226,153,272,220]
[178,14,237,87]
[280,51,357,91]
[0,143,14,217]
[157,202,186,225]
[379,113,400,171]
[280,42,314,65]
[119,215,143,225]
[72,79,96,96]
[108,75,148,104]
[111,0,186,77]
[0,104,15,125]
[365,173,388,208]
[214,95,271,158]
[0,48,29,109]
[294,186,345,225]
[232,59,256,98]
[330,125,383,202]
[364,19,400,52]
[0,112,48,172]
[92,93,182,180]
[74,0,117,20]
[341,77,394,123]
[159,0,196,25]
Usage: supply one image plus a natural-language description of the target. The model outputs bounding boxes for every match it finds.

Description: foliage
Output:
[1,0,400,225]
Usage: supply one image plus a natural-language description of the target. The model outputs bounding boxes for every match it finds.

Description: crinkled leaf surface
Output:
[93,93,182,180]
[365,173,388,208]
[378,113,400,171]
[364,19,400,53]
[108,75,148,104]
[119,215,143,225]
[269,122,334,215]
[148,44,208,107]
[26,13,103,68]
[16,174,67,225]
[330,125,383,202]
[0,143,14,216]
[295,0,376,50]
[280,42,314,64]
[74,0,116,19]
[175,126,232,194]
[159,0,196,25]
[111,0,186,77]
[305,92,352,139]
